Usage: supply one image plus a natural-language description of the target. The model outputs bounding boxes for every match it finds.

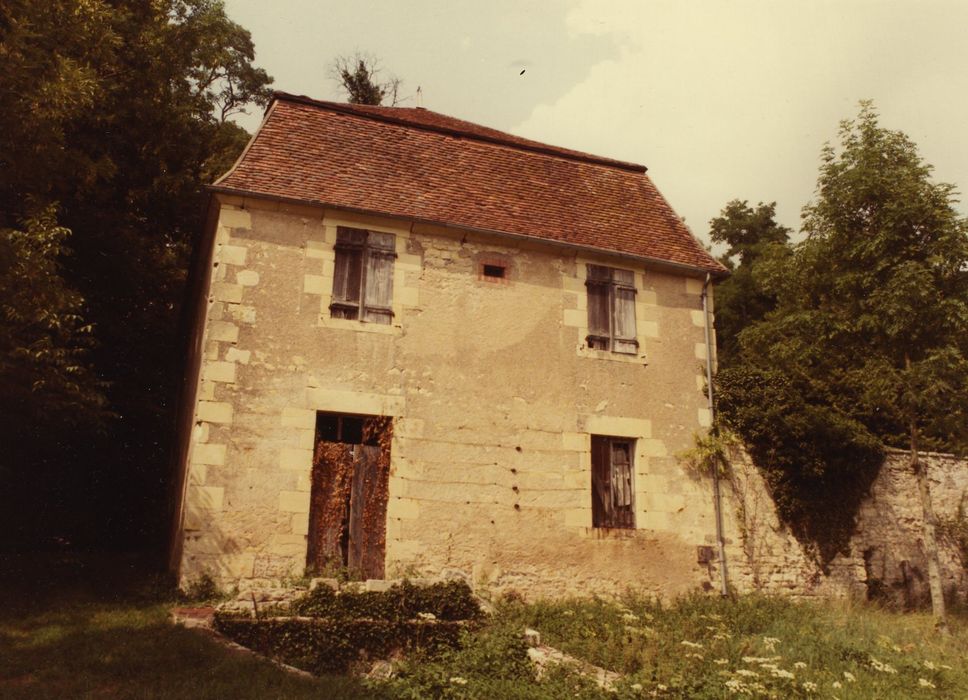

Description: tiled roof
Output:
[214,92,726,275]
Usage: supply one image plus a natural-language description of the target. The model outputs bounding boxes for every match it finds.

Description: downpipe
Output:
[701,273,729,597]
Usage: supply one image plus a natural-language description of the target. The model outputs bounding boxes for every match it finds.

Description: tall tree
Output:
[708,200,791,365]
[720,103,968,628]
[0,0,272,553]
[333,53,401,105]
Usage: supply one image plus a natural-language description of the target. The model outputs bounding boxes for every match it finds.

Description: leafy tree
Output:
[0,0,272,552]
[719,103,968,628]
[333,53,401,105]
[709,200,791,365]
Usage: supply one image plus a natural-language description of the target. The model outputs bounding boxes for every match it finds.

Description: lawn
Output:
[2,553,967,699]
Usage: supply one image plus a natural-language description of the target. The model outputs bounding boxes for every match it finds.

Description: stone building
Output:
[169,90,752,596]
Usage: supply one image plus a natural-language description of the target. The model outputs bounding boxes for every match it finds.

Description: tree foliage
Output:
[0,0,272,549]
[708,200,791,366]
[333,53,401,105]
[717,103,968,566]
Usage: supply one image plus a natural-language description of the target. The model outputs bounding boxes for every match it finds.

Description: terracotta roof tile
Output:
[214,92,725,275]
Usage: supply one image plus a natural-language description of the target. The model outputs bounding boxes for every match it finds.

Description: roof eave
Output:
[207,185,728,279]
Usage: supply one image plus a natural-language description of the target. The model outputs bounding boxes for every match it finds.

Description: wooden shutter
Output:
[362,232,395,325]
[610,440,634,527]
[591,436,610,527]
[586,265,611,350]
[330,227,366,319]
[612,269,638,354]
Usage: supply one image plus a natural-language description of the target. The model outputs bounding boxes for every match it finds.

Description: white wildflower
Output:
[892,645,902,653]
[724,679,747,694]
[630,683,643,691]
[770,669,795,680]
[657,684,668,691]
[941,664,953,671]
[417,612,437,621]
[918,678,936,689]
[762,636,780,652]
[802,681,817,692]
[713,632,732,641]
[563,609,575,616]
[735,669,759,678]
[870,657,897,674]
[686,653,704,660]
[681,640,703,649]
[843,671,856,683]
[622,612,640,622]
[793,661,807,669]
[923,660,937,670]
[449,676,467,685]
[714,658,729,665]
[832,681,842,689]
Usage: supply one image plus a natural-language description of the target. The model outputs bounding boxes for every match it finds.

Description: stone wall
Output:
[721,450,968,605]
[174,195,967,606]
[175,195,724,597]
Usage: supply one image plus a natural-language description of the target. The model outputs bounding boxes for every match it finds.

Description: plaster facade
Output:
[176,196,724,596]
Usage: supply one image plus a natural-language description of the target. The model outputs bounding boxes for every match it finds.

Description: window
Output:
[330,227,396,324]
[585,264,638,354]
[591,435,635,528]
[479,258,509,284]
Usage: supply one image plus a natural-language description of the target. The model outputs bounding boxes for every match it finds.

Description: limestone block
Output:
[365,579,395,592]
[562,309,584,328]
[269,534,307,557]
[197,401,233,424]
[191,485,224,511]
[581,415,652,439]
[282,407,315,429]
[189,462,207,485]
[640,439,668,458]
[303,275,328,295]
[219,207,251,230]
[208,321,239,343]
[306,240,332,259]
[297,473,312,492]
[279,490,310,513]
[236,270,260,286]
[396,286,418,308]
[387,497,420,520]
[694,342,708,360]
[291,512,309,536]
[198,381,215,401]
[685,278,704,295]
[640,511,671,531]
[192,443,226,465]
[279,447,312,472]
[225,347,251,364]
[561,432,587,452]
[690,309,707,327]
[212,282,243,304]
[215,553,256,579]
[697,408,712,428]
[306,388,404,416]
[216,244,248,266]
[564,508,591,527]
[298,429,315,450]
[204,341,220,361]
[203,361,236,384]
[563,471,590,489]
[227,304,256,324]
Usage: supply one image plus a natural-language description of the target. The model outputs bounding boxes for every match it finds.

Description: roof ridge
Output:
[271,91,647,173]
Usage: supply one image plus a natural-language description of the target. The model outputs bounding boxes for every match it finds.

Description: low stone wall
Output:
[722,450,967,606]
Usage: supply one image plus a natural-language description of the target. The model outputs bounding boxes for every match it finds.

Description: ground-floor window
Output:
[591,435,635,528]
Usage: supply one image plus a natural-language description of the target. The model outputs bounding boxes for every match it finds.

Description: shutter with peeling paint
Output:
[612,268,638,355]
[362,232,396,324]
[586,265,612,350]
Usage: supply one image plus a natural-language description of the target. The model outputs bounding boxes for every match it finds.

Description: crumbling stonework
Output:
[721,450,968,605]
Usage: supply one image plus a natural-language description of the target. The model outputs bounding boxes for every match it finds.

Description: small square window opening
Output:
[482,264,506,279]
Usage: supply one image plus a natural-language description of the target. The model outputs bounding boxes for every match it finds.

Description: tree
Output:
[720,102,968,629]
[708,200,791,365]
[0,0,272,552]
[333,53,401,105]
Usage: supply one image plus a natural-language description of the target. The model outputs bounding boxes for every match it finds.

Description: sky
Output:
[224,0,968,249]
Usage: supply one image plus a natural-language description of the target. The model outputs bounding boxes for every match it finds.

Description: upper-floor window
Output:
[586,264,638,354]
[591,435,635,528]
[330,227,396,324]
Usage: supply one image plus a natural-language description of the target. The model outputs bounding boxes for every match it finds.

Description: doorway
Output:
[306,412,392,579]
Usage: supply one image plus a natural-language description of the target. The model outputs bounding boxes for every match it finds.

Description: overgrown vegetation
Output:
[214,580,483,673]
[712,103,968,574]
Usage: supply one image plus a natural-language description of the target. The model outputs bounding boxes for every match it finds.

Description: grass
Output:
[2,553,966,698]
